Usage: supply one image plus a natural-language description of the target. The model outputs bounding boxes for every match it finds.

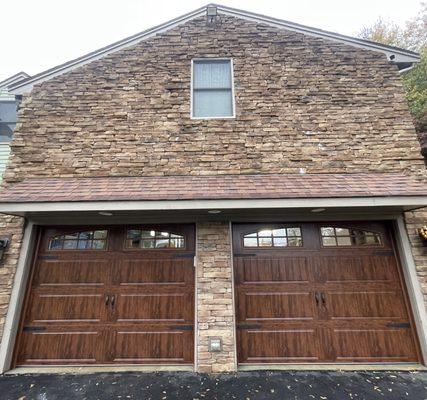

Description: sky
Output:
[0,0,423,81]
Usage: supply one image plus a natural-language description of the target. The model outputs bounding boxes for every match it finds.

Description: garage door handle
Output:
[321,293,326,306]
[105,295,109,306]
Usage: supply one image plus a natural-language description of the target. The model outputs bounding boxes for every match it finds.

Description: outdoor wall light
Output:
[206,5,218,24]
[419,226,427,242]
[207,5,218,17]
[208,338,222,352]
[0,238,10,264]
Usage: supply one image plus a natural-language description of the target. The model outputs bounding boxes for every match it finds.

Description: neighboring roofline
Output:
[0,72,30,90]
[9,3,421,94]
[0,196,426,215]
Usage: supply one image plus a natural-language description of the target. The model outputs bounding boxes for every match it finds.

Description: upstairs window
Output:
[192,59,235,118]
[0,101,17,142]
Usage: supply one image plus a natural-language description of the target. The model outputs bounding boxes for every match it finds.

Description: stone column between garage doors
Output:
[195,221,236,373]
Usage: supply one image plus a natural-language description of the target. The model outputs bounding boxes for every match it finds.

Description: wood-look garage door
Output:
[14,225,195,366]
[233,222,421,364]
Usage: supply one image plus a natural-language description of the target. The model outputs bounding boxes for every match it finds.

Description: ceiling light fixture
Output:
[208,210,222,214]
[311,208,325,213]
[99,211,113,216]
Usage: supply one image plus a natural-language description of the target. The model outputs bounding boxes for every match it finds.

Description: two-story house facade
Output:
[0,4,425,373]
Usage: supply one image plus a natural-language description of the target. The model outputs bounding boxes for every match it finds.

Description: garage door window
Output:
[48,230,108,250]
[243,227,302,247]
[126,229,185,249]
[320,226,381,247]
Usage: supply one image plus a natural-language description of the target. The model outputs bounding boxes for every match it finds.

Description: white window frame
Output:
[190,58,236,120]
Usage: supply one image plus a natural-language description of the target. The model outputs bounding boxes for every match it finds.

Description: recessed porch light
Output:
[311,208,325,213]
[208,210,222,214]
[99,211,113,216]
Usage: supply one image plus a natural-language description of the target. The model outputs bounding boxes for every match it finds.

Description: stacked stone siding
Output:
[196,222,235,372]
[0,215,24,343]
[0,13,425,370]
[405,210,427,310]
[4,16,425,182]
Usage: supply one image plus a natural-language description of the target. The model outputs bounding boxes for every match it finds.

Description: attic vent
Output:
[207,5,218,24]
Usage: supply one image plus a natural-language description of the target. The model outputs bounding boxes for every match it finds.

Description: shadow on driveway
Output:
[0,371,426,400]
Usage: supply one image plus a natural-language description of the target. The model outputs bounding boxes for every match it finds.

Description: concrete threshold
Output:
[238,363,427,371]
[6,365,194,375]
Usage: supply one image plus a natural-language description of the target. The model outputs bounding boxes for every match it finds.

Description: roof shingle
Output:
[0,173,425,203]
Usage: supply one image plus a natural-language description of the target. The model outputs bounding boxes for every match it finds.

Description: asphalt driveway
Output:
[0,370,426,400]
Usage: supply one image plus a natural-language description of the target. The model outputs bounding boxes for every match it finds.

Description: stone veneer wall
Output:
[0,215,24,343]
[405,209,427,311]
[196,222,236,372]
[4,16,426,182]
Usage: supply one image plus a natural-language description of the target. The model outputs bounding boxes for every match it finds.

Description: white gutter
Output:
[399,65,415,74]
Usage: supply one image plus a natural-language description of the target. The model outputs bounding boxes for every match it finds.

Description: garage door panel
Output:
[115,258,192,286]
[112,330,191,363]
[115,293,190,323]
[17,330,102,365]
[233,222,420,364]
[34,260,109,287]
[332,329,418,362]
[320,256,398,283]
[327,291,408,320]
[238,329,322,363]
[236,257,311,284]
[241,292,316,321]
[14,225,195,367]
[28,293,107,323]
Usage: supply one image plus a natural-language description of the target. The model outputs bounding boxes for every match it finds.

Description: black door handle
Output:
[321,293,326,306]
[110,295,116,308]
[315,292,320,306]
[105,295,109,306]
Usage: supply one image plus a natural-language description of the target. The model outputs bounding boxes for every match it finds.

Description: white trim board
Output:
[395,217,427,363]
[0,196,426,214]
[0,221,36,373]
[9,4,419,94]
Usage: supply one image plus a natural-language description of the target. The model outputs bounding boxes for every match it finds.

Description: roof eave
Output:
[0,195,426,216]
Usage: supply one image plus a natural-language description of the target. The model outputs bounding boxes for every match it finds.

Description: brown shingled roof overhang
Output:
[0,173,425,203]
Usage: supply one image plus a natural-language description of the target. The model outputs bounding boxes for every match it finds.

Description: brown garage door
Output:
[233,222,421,364]
[14,224,195,366]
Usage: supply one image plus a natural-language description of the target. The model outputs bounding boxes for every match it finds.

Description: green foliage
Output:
[358,3,427,130]
[404,50,427,129]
